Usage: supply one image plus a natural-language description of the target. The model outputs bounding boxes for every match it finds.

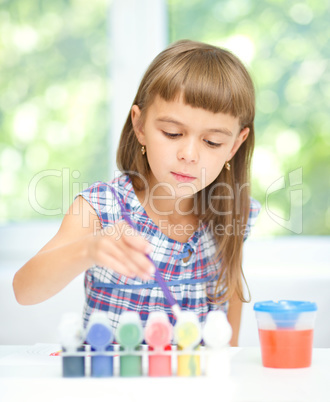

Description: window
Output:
[0,0,109,222]
[168,0,330,236]
[1,0,329,236]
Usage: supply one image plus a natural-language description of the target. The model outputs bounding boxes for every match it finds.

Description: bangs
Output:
[145,46,254,126]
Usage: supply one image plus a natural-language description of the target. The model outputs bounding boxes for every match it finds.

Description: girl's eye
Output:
[204,140,222,148]
[162,131,221,147]
[163,131,181,138]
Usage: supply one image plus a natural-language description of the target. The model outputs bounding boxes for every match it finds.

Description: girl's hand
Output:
[13,196,154,305]
[87,222,155,281]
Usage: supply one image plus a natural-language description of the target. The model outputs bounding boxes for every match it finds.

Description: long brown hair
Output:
[117,40,255,304]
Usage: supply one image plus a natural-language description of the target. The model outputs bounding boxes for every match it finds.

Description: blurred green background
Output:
[0,0,109,222]
[0,0,329,236]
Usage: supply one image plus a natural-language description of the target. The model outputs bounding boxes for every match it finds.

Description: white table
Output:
[0,345,329,402]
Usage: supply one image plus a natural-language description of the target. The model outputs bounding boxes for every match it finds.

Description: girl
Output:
[13,40,260,346]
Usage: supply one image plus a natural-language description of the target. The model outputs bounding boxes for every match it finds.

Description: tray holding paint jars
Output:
[59,310,232,378]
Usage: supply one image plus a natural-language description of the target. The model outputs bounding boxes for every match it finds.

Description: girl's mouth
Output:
[171,172,196,183]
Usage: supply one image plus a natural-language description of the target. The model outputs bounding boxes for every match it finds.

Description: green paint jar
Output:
[119,346,142,377]
[116,312,144,377]
[116,312,144,348]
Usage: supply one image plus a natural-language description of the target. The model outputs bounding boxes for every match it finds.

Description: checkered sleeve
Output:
[244,197,261,241]
[75,181,119,228]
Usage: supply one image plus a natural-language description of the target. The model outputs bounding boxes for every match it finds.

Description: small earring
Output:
[141,146,146,155]
[225,161,231,171]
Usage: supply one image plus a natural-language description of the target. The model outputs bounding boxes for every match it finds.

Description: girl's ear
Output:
[228,127,250,160]
[131,104,145,144]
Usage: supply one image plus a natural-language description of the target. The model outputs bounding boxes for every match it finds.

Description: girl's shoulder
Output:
[245,197,261,241]
[75,174,139,227]
[79,174,132,199]
[249,197,261,219]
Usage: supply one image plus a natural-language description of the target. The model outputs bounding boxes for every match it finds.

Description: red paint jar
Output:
[148,345,172,377]
[145,312,173,377]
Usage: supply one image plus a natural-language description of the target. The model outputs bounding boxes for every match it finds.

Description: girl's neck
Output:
[133,178,199,243]
[138,174,195,219]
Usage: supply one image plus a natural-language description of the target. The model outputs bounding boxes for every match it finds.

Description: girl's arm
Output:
[227,290,243,346]
[13,196,154,305]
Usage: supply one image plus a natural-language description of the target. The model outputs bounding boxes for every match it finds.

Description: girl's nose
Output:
[177,139,199,163]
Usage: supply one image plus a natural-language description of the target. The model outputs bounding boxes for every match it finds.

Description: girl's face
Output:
[132,94,249,202]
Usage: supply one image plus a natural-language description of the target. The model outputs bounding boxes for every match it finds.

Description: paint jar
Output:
[119,346,143,377]
[203,311,232,377]
[174,311,202,376]
[148,345,172,376]
[90,345,114,377]
[116,312,144,377]
[58,312,85,377]
[86,312,114,377]
[62,346,86,377]
[116,311,144,348]
[174,311,201,349]
[254,300,317,368]
[177,345,201,376]
[145,311,173,376]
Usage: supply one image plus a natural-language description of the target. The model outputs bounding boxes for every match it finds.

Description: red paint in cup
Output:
[258,328,314,368]
[254,300,317,369]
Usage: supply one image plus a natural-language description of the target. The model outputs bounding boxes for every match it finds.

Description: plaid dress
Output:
[78,174,260,330]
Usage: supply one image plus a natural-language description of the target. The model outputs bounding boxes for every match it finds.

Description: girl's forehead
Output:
[146,94,240,132]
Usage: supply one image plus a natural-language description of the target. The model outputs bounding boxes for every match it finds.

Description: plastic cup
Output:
[254,300,317,368]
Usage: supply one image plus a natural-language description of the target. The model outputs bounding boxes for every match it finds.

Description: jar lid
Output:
[254,300,317,313]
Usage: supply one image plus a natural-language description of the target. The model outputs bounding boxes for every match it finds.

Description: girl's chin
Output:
[148,176,200,198]
[173,187,198,199]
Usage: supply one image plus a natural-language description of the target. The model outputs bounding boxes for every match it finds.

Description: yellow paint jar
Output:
[177,345,201,376]
[174,312,202,377]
